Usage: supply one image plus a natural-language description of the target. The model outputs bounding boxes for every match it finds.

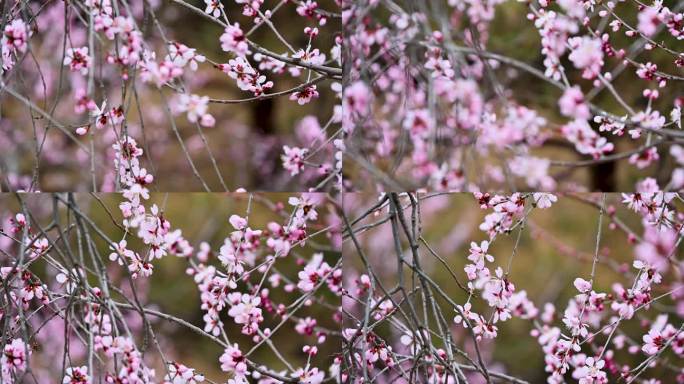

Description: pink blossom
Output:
[220,22,249,56]
[568,36,604,79]
[64,47,91,75]
[559,86,590,120]
[227,294,263,334]
[468,240,493,268]
[281,146,308,176]
[2,19,29,53]
[293,366,325,384]
[204,0,224,18]
[1,19,30,71]
[642,329,665,355]
[629,147,659,169]
[1,338,30,372]
[229,214,248,230]
[166,42,205,71]
[638,7,661,37]
[574,357,607,384]
[290,85,319,105]
[63,366,91,384]
[533,193,557,209]
[562,119,614,159]
[573,277,592,293]
[344,81,371,119]
[175,94,214,127]
[219,343,249,379]
[164,362,205,384]
[220,57,273,96]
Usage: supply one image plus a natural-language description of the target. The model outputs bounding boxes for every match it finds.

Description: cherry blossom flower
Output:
[293,48,326,67]
[139,51,183,87]
[574,357,607,384]
[281,146,308,176]
[642,329,666,355]
[568,36,604,79]
[289,194,319,221]
[235,0,264,17]
[229,214,248,230]
[559,86,590,120]
[64,47,91,75]
[1,19,30,71]
[89,100,108,130]
[166,42,206,71]
[533,193,557,209]
[573,277,592,293]
[293,366,325,384]
[1,338,30,372]
[638,6,661,37]
[227,294,263,334]
[671,106,682,129]
[472,314,498,340]
[2,19,29,53]
[220,22,249,57]
[295,317,317,336]
[219,343,249,379]
[26,237,49,259]
[204,0,224,18]
[629,147,659,169]
[467,240,494,268]
[164,362,205,384]
[220,57,274,96]
[175,94,215,127]
[343,81,371,130]
[562,120,614,159]
[298,255,332,292]
[290,85,319,105]
[63,366,91,384]
[453,302,475,325]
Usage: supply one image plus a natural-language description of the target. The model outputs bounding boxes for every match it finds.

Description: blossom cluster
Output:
[0,0,341,191]
[343,192,684,383]
[343,0,684,191]
[0,191,341,383]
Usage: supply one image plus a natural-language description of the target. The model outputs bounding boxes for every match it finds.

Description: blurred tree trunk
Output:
[254,99,275,135]
[591,161,616,191]
[251,99,281,188]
